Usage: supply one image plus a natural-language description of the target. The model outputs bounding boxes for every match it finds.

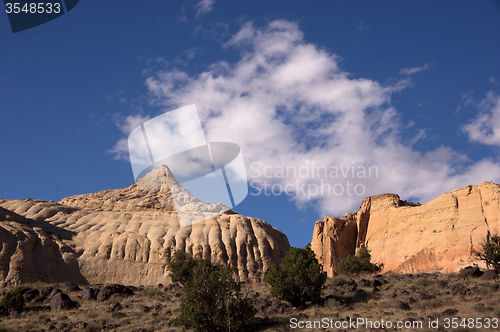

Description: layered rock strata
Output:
[0,169,290,286]
[312,182,500,276]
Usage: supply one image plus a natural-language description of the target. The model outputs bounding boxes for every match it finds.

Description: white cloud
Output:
[184,47,202,60]
[400,63,430,75]
[110,114,151,160]
[356,22,370,31]
[195,0,215,17]
[109,138,129,161]
[463,91,500,146]
[173,47,204,66]
[117,114,150,135]
[133,20,500,216]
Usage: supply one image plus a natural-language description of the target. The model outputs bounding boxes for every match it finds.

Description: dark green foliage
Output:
[0,288,24,311]
[167,250,198,285]
[335,248,383,274]
[263,244,327,307]
[476,233,500,273]
[168,252,257,332]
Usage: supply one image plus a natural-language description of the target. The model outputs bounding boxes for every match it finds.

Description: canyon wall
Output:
[312,182,500,277]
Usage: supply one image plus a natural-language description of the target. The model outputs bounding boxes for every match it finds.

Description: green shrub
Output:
[167,250,198,285]
[169,253,257,332]
[475,232,500,273]
[335,248,383,274]
[263,244,327,307]
[0,288,24,311]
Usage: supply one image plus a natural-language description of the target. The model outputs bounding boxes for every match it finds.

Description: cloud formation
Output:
[110,114,150,161]
[118,114,151,135]
[195,0,215,17]
[400,63,430,75]
[130,20,500,216]
[356,22,370,31]
[463,92,500,146]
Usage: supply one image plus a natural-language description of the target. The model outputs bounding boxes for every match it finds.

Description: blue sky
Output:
[2,1,500,248]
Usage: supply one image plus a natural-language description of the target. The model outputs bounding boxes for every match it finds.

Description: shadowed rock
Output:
[81,287,98,300]
[459,266,483,279]
[96,284,134,301]
[479,269,498,280]
[395,300,410,310]
[441,308,458,316]
[50,293,79,313]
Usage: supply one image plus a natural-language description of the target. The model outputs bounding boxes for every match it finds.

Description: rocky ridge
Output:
[312,181,500,277]
[0,168,290,286]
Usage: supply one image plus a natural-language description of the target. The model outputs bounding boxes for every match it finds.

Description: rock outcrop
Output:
[0,168,290,286]
[310,215,358,274]
[0,204,86,285]
[312,182,500,276]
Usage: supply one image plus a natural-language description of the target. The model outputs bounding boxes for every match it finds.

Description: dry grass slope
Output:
[0,271,498,332]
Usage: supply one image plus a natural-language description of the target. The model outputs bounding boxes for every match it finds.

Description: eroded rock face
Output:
[310,215,357,275]
[0,178,290,285]
[312,182,500,276]
[0,204,86,285]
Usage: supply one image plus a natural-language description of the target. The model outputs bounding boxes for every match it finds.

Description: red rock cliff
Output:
[312,182,500,277]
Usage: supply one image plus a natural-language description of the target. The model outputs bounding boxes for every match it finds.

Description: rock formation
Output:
[0,204,86,285]
[312,182,500,277]
[0,168,290,286]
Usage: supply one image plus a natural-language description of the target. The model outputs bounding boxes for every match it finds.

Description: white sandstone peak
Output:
[136,165,230,226]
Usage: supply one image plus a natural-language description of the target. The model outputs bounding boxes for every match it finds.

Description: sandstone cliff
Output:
[0,170,290,286]
[0,203,85,285]
[312,182,500,277]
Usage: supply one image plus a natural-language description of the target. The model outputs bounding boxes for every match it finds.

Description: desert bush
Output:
[144,288,165,298]
[475,232,500,273]
[414,298,443,310]
[84,320,106,332]
[264,244,327,307]
[415,278,434,287]
[322,297,341,309]
[167,250,198,285]
[170,254,256,332]
[335,248,383,274]
[326,275,349,287]
[383,271,401,281]
[0,288,24,311]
